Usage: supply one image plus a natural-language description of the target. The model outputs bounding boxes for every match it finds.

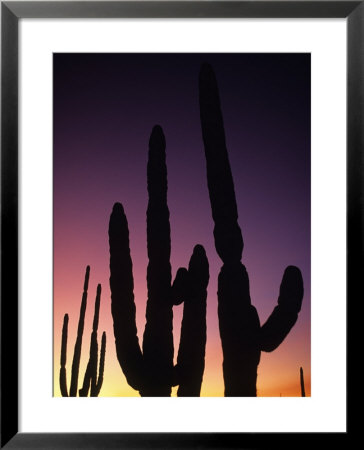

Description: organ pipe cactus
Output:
[79,284,107,397]
[59,266,106,397]
[109,125,209,397]
[59,313,69,397]
[199,63,304,396]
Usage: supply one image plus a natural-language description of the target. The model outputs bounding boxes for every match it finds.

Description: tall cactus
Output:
[199,63,304,396]
[59,266,106,397]
[109,125,209,397]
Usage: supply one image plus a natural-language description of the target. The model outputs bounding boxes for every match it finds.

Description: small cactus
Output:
[59,314,69,397]
[59,266,106,397]
[79,284,107,397]
[300,366,306,397]
[109,125,209,397]
[69,265,89,396]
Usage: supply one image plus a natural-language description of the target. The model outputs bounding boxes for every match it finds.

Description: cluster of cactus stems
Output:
[109,126,209,397]
[59,266,106,397]
[199,63,304,396]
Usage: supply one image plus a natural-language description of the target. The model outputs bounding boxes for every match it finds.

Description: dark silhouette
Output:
[300,366,306,397]
[173,245,209,396]
[59,266,106,397]
[109,125,209,397]
[79,284,106,397]
[59,313,69,397]
[199,63,304,396]
[70,265,89,396]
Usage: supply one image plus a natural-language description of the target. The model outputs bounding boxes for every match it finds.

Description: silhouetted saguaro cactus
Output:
[300,367,306,397]
[59,266,106,397]
[199,63,304,396]
[109,125,209,397]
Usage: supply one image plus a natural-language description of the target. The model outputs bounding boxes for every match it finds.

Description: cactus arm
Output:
[69,265,89,396]
[141,125,173,397]
[59,314,69,397]
[94,332,106,396]
[175,245,209,397]
[260,266,304,352]
[109,203,144,391]
[300,366,306,397]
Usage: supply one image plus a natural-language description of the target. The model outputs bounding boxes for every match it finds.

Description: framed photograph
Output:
[1,1,355,448]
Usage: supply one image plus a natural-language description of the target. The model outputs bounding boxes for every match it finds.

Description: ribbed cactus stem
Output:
[300,367,306,397]
[142,125,173,397]
[59,314,69,397]
[69,265,89,396]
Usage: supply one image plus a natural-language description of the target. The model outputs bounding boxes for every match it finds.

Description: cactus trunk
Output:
[199,64,260,396]
[141,126,174,396]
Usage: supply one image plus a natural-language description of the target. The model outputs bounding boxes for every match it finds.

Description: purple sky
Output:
[53,53,311,397]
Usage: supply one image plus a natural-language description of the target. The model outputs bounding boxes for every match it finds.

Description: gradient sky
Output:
[53,53,311,397]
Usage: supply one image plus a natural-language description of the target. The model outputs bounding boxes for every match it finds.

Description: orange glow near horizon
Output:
[53,261,311,398]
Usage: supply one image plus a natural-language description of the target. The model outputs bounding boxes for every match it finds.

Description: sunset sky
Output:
[53,53,311,397]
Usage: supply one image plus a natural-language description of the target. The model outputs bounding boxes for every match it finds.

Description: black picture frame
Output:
[0,1,356,448]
